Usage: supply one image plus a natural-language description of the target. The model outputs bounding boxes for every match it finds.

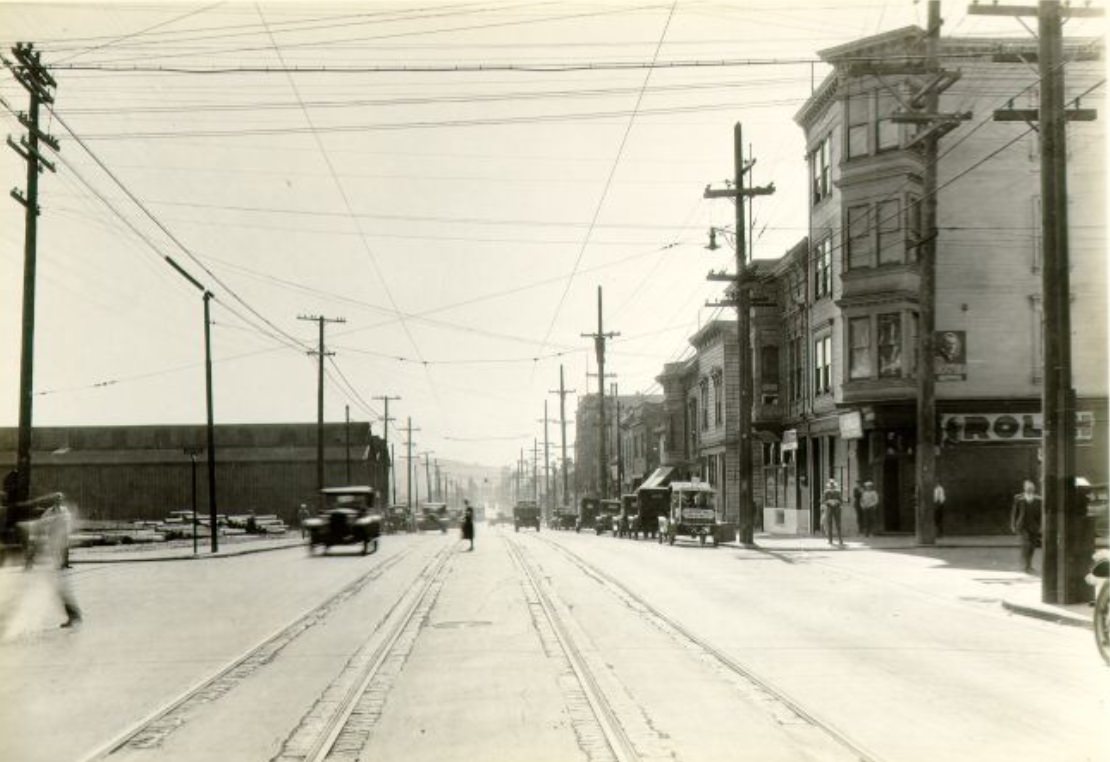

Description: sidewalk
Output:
[727,531,1094,630]
[69,533,305,563]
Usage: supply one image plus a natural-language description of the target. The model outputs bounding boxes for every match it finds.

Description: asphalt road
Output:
[0,527,1105,762]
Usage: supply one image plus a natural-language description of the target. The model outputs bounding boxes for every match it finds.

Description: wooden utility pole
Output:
[532,439,541,503]
[298,314,345,508]
[373,394,401,504]
[550,364,575,510]
[422,451,434,504]
[970,0,1102,602]
[704,123,775,544]
[538,400,557,522]
[404,417,419,515]
[3,43,57,507]
[582,287,619,499]
[611,382,624,495]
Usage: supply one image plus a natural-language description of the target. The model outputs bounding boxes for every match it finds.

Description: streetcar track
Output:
[504,534,638,762]
[530,532,887,762]
[273,544,455,762]
[82,544,415,761]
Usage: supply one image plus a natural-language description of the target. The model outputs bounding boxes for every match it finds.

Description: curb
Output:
[1000,599,1093,630]
[70,540,305,564]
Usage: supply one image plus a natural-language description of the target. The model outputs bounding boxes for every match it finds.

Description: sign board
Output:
[839,411,864,440]
[782,429,798,452]
[941,411,1094,443]
[935,330,968,380]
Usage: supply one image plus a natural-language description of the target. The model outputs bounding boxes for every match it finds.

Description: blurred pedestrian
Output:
[1011,479,1042,574]
[933,482,947,538]
[461,500,475,551]
[47,501,81,628]
[297,504,310,538]
[851,482,863,536]
[823,479,844,547]
[859,481,879,538]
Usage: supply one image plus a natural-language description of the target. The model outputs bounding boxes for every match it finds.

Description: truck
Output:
[658,481,720,547]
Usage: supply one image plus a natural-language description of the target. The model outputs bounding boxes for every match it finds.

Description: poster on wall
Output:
[935,330,967,380]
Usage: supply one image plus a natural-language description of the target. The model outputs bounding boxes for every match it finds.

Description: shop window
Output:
[847,205,873,270]
[877,313,903,378]
[849,317,872,379]
[877,199,902,265]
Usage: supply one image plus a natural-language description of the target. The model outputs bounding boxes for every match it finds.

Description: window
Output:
[814,237,832,299]
[876,91,900,150]
[906,195,922,260]
[811,134,832,204]
[814,335,832,395]
[712,371,723,425]
[699,379,709,430]
[877,199,902,265]
[849,317,872,379]
[847,93,869,158]
[761,345,780,387]
[877,313,902,378]
[847,205,873,270]
[790,335,805,402]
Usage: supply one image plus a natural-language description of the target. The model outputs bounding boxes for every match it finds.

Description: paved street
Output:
[1,526,1106,762]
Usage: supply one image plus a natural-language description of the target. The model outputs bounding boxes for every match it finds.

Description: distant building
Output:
[0,422,389,523]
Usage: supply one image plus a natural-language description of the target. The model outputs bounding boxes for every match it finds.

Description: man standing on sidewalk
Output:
[1011,480,1042,574]
[859,481,879,538]
[823,479,844,547]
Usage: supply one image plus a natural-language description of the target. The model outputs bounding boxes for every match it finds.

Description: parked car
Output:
[514,500,541,532]
[384,504,412,534]
[304,487,382,555]
[635,487,668,540]
[576,497,600,533]
[551,508,577,530]
[595,499,620,535]
[416,502,448,532]
[658,481,720,547]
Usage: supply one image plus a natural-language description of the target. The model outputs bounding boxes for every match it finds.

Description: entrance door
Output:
[882,455,901,531]
[810,437,823,533]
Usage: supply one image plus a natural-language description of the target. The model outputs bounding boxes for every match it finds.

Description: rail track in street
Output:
[529,531,887,762]
[80,543,418,762]
[272,544,454,762]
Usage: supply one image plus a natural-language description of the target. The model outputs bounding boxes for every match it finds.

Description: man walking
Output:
[1011,480,1042,573]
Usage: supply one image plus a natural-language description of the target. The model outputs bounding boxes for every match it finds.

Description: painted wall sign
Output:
[941,411,1094,443]
[782,429,798,452]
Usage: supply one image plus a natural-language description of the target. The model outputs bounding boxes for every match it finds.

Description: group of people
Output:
[821,476,1043,574]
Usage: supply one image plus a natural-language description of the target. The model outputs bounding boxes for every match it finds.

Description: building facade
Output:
[781,27,1108,535]
[0,422,390,524]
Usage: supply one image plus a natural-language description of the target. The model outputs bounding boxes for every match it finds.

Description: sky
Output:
[1,0,1106,470]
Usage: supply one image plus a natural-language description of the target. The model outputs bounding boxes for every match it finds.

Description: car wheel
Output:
[362,539,370,555]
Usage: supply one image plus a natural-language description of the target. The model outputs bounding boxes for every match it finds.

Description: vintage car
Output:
[384,504,413,534]
[615,494,638,537]
[416,502,449,532]
[658,481,720,547]
[304,487,382,555]
[595,499,620,535]
[575,497,601,533]
[551,508,577,530]
[635,487,668,540]
[513,500,541,532]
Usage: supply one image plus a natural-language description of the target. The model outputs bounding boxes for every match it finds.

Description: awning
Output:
[638,466,675,491]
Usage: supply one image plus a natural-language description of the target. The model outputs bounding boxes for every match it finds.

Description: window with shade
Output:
[847,205,873,270]
[877,313,903,378]
[877,199,903,265]
[876,91,901,151]
[814,236,832,299]
[814,335,832,395]
[811,133,832,205]
[847,92,870,158]
[849,317,872,380]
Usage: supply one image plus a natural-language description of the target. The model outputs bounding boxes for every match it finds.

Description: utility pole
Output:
[3,43,57,507]
[969,0,1101,602]
[532,439,541,503]
[390,443,396,505]
[550,364,575,510]
[611,382,624,495]
[582,287,619,499]
[298,314,345,509]
[344,405,351,483]
[704,123,775,544]
[373,394,401,505]
[404,417,420,517]
[422,451,434,503]
[538,400,558,521]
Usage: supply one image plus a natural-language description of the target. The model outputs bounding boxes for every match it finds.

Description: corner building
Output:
[789,27,1106,534]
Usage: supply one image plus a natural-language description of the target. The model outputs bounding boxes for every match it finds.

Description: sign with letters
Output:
[941,411,1094,443]
[838,411,863,440]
